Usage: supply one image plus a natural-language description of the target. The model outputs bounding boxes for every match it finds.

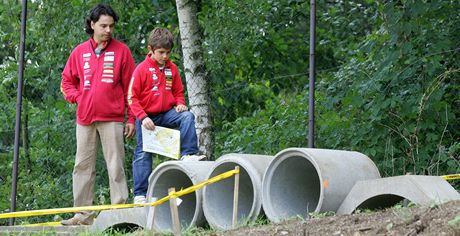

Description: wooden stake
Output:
[146,197,157,230]
[232,166,240,228]
[169,188,181,235]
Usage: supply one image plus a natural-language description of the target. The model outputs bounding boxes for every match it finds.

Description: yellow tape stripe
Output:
[441,174,460,180]
[0,168,239,219]
[22,221,62,226]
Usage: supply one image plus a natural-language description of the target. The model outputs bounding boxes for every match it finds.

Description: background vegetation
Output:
[0,0,458,225]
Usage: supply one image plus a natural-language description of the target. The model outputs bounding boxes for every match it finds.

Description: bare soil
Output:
[208,200,460,236]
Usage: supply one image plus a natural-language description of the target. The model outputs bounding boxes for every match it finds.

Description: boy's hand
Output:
[124,123,135,138]
[142,117,155,130]
[175,104,188,112]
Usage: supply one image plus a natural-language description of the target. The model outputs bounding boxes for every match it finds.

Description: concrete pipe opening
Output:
[203,154,274,230]
[355,194,405,212]
[146,161,215,232]
[262,148,381,222]
[105,223,141,234]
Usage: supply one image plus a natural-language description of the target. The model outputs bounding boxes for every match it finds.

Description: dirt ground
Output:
[209,200,460,236]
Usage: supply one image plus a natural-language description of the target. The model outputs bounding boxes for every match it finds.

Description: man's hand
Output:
[124,123,135,138]
[142,117,155,130]
[175,104,188,112]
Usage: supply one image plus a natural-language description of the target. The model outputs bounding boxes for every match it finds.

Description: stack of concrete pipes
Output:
[92,148,460,233]
[145,148,374,232]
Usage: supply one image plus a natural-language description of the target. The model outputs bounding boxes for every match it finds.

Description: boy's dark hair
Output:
[85,4,119,35]
[148,28,174,50]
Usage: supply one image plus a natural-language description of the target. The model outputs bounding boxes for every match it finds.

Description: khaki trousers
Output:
[73,122,128,211]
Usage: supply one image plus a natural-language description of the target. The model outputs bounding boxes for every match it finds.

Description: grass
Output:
[448,215,460,232]
[308,211,335,219]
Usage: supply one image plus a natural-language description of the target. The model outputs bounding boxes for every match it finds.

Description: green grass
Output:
[448,215,460,231]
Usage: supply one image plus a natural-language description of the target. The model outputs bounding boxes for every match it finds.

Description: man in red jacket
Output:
[60,4,135,225]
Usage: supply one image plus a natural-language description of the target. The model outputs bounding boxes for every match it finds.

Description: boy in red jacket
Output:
[128,28,205,203]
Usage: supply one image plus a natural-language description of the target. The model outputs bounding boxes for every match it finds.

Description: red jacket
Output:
[128,55,185,120]
[61,38,136,125]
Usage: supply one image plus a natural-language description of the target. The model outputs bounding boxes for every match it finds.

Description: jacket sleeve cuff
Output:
[139,114,148,122]
[127,116,136,124]
[66,92,80,104]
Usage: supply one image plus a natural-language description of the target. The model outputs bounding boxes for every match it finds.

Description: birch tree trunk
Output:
[175,0,212,157]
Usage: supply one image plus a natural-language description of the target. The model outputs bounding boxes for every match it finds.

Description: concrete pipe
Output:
[202,153,274,230]
[262,148,381,222]
[146,160,215,232]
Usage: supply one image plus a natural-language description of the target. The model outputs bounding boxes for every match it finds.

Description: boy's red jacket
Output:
[61,38,136,125]
[128,55,185,120]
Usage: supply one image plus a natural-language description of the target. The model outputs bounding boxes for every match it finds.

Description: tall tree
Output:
[175,0,212,157]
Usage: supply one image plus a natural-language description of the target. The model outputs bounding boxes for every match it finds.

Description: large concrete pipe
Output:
[337,175,460,215]
[146,161,214,232]
[90,207,147,233]
[262,148,381,222]
[202,154,274,230]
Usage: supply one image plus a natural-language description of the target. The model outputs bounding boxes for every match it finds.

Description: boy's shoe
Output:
[61,213,94,226]
[134,195,147,204]
[180,154,206,161]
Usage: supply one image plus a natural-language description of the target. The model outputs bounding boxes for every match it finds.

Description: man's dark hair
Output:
[85,4,119,35]
[148,28,174,50]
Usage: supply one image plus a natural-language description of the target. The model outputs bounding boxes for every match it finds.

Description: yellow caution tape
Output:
[21,221,62,227]
[441,174,460,181]
[0,203,143,219]
[0,168,239,219]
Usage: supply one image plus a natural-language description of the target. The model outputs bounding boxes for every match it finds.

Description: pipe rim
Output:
[262,148,324,221]
[147,162,201,231]
[203,157,262,229]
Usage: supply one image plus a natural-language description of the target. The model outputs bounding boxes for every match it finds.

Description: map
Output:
[142,126,180,159]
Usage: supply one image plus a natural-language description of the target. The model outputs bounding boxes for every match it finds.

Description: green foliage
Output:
[202,0,310,123]
[308,211,335,219]
[209,0,459,185]
[214,92,308,158]
[316,0,460,177]
[202,0,379,126]
[354,208,374,214]
[448,215,460,232]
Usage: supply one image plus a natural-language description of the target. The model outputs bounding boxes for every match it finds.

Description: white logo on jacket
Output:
[104,56,114,62]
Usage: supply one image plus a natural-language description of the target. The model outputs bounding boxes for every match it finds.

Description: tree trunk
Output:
[175,0,213,157]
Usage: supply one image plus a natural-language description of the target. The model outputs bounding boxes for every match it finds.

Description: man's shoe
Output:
[134,195,146,204]
[180,154,206,161]
[60,214,94,226]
